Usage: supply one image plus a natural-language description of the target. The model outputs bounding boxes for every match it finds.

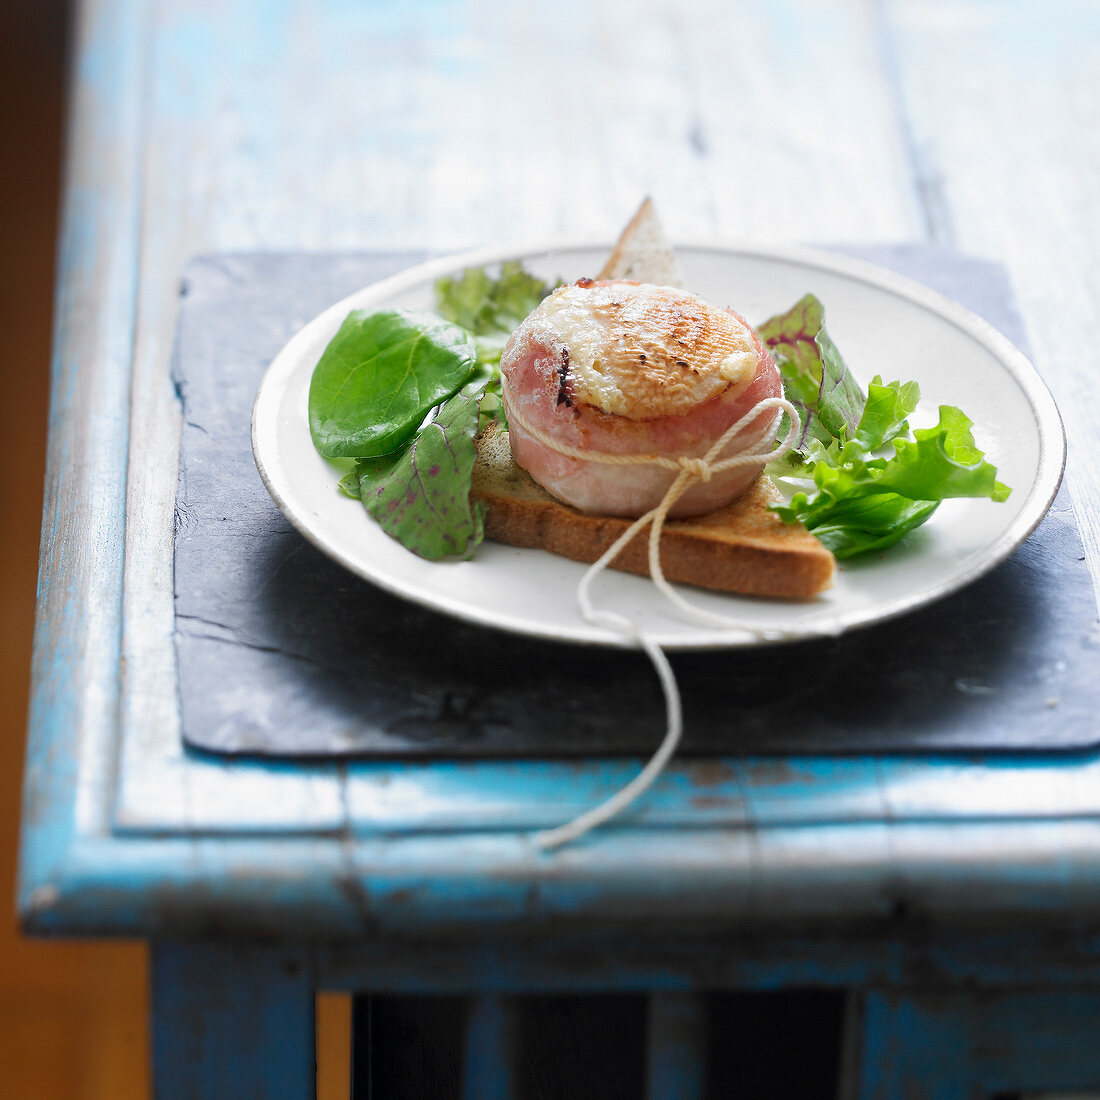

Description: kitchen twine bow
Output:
[498,381,804,849]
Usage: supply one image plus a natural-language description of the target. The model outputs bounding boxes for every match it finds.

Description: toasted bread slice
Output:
[481,199,834,599]
[471,424,834,599]
[597,197,685,288]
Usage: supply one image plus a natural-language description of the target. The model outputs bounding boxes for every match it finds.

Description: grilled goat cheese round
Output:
[500,280,782,518]
[530,282,759,417]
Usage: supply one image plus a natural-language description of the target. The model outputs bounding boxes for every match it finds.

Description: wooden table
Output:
[19,1,1100,1096]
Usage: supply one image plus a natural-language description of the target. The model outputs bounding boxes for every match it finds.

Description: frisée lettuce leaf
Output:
[853,375,921,452]
[435,261,557,429]
[436,261,554,345]
[769,372,1011,559]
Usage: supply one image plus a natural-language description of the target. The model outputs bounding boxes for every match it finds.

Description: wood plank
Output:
[114,746,1100,837]
[857,989,1100,1099]
[882,0,1100,607]
[112,0,924,835]
[113,0,352,833]
[461,995,519,1100]
[646,993,706,1100]
[19,0,147,915]
[32,0,1100,943]
[668,0,923,241]
[316,992,352,1100]
[152,941,315,1100]
[315,920,1100,995]
[27,816,1100,938]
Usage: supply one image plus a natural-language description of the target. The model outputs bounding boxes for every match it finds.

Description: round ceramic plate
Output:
[252,240,1065,650]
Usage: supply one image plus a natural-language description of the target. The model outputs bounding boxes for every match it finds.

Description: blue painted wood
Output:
[171,246,1092,762]
[152,941,315,1100]
[17,0,1100,1094]
[20,0,1096,928]
[17,0,145,916]
[857,989,1100,1099]
[646,994,706,1100]
[461,995,518,1100]
[20,816,1100,940]
[317,924,1100,996]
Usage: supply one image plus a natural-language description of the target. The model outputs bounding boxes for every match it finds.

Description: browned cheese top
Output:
[522,280,759,418]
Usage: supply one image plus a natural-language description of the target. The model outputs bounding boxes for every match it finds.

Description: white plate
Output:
[252,240,1065,650]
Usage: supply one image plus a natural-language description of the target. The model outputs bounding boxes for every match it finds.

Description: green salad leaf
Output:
[308,260,1009,568]
[435,262,557,432]
[758,293,866,448]
[436,261,553,340]
[337,470,362,499]
[875,407,1011,503]
[308,308,478,458]
[433,261,556,431]
[306,263,556,559]
[774,489,939,558]
[853,376,921,451]
[356,380,487,560]
[770,393,1011,558]
[759,294,1010,558]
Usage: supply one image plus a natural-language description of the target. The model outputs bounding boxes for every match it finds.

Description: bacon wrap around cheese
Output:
[499,279,783,518]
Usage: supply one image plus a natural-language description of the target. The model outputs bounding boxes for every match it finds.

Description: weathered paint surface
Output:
[18,0,1100,1095]
[153,942,315,1100]
[858,989,1100,1100]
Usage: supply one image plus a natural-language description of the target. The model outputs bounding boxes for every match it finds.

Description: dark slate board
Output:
[173,248,1098,758]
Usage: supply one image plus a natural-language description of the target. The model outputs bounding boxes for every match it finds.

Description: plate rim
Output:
[251,237,1067,650]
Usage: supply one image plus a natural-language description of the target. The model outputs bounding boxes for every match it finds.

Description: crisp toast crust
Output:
[477,198,835,600]
[596,197,686,288]
[471,424,834,600]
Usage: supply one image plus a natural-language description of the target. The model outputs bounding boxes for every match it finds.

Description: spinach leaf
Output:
[356,380,486,560]
[308,308,478,458]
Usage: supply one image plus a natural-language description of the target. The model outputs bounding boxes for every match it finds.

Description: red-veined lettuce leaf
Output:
[356,381,487,560]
